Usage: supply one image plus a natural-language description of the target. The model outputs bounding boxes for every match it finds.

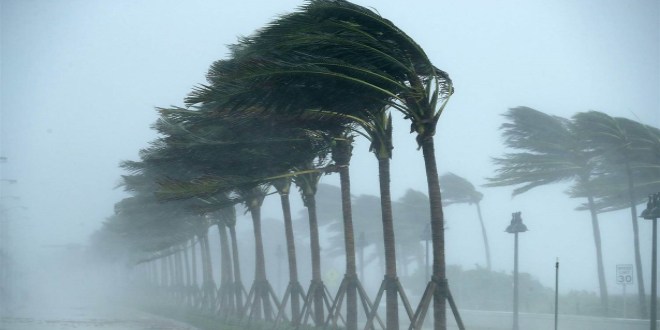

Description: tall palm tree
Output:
[440,173,491,270]
[186,2,455,327]
[235,185,280,321]
[328,134,360,330]
[572,111,657,317]
[485,106,609,314]
[326,193,385,272]
[393,189,430,277]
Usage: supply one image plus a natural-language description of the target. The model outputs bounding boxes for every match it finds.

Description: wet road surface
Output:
[1,306,198,330]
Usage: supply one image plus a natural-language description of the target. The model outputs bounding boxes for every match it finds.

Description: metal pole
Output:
[652,217,657,330]
[513,232,519,330]
[506,211,527,330]
[624,283,627,318]
[555,258,559,330]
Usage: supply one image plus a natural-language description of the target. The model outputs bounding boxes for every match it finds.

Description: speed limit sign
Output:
[616,264,634,285]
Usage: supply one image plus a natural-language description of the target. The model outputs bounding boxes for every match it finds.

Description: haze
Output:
[1,0,658,328]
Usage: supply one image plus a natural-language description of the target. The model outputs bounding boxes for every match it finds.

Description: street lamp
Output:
[641,193,660,330]
[506,211,527,330]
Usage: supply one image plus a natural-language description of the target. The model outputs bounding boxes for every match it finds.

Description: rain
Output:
[1,1,659,329]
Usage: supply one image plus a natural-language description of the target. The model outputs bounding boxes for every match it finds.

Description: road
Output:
[445,309,656,330]
[1,304,197,330]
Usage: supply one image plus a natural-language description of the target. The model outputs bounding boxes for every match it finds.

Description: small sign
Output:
[616,264,634,285]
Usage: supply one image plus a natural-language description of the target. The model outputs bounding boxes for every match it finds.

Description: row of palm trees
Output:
[94,1,459,329]
[486,106,660,317]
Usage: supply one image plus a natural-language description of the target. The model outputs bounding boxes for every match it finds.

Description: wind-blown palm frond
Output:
[570,111,660,210]
[488,153,583,196]
[485,107,589,196]
[440,172,483,205]
[486,106,610,310]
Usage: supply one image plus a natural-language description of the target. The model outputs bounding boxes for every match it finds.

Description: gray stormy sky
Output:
[1,0,659,294]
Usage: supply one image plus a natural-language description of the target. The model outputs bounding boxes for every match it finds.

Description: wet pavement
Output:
[1,316,197,330]
[1,306,198,330]
[0,245,199,330]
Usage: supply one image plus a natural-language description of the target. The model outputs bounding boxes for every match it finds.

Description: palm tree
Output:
[328,134,360,330]
[440,173,491,270]
[393,189,430,277]
[119,174,221,309]
[572,111,659,317]
[186,2,455,327]
[153,105,349,322]
[326,193,384,272]
[485,106,609,314]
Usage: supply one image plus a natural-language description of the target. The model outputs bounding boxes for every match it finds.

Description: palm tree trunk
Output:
[586,194,609,314]
[201,231,216,308]
[192,238,198,287]
[175,246,184,300]
[249,200,272,320]
[168,250,176,289]
[420,137,447,330]
[218,222,235,312]
[183,240,192,305]
[339,161,358,330]
[280,192,301,323]
[306,194,325,326]
[229,224,244,313]
[626,161,647,318]
[161,256,168,287]
[203,233,215,287]
[184,241,191,288]
[475,202,492,271]
[378,156,399,330]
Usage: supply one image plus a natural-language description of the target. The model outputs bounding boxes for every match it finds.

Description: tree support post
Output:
[325,274,384,329]
[274,280,306,326]
[409,277,464,330]
[299,279,335,327]
[363,275,414,330]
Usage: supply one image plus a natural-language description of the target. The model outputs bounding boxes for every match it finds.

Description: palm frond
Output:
[440,172,483,205]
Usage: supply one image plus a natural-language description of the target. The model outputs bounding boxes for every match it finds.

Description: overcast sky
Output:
[2,0,658,294]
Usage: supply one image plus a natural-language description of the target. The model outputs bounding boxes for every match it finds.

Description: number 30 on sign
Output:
[616,264,634,285]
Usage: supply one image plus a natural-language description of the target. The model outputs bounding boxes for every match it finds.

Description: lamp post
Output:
[641,193,660,330]
[506,211,527,330]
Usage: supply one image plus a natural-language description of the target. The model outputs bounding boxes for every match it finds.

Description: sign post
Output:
[617,264,634,318]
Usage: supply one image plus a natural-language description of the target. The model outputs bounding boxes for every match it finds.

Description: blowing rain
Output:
[2,1,658,329]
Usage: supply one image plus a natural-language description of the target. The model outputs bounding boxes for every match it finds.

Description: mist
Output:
[2,0,658,329]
